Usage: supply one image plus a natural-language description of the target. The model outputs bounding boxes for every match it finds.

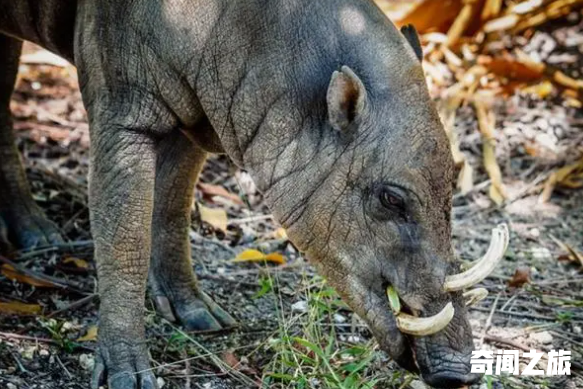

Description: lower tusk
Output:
[444,224,509,292]
[463,287,488,306]
[395,302,455,336]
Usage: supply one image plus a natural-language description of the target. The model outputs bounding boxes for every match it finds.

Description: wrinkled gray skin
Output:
[0,0,480,387]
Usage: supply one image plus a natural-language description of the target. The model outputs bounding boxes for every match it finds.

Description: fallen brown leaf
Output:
[479,55,544,82]
[395,0,463,34]
[198,183,244,206]
[508,266,531,287]
[446,0,483,47]
[0,301,42,315]
[1,264,55,288]
[222,350,240,369]
[77,325,98,342]
[550,235,583,268]
[63,257,89,269]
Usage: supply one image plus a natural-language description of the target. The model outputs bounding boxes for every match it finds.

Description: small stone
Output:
[409,380,429,389]
[7,384,17,389]
[574,326,581,335]
[21,346,37,360]
[39,349,49,357]
[529,228,540,238]
[79,354,95,371]
[157,377,165,388]
[529,330,553,345]
[531,247,551,261]
[291,300,308,313]
[333,314,346,324]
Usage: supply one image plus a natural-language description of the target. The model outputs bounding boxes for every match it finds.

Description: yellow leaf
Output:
[481,0,503,20]
[446,1,478,47]
[232,249,286,265]
[197,203,228,231]
[1,265,55,288]
[77,325,98,342]
[522,81,553,99]
[541,158,583,201]
[539,172,557,204]
[489,184,505,206]
[475,100,507,204]
[556,158,583,184]
[63,257,89,269]
[264,253,286,265]
[0,301,41,315]
[234,249,265,261]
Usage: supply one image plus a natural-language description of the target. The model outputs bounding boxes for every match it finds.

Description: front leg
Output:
[89,125,158,389]
[149,129,236,330]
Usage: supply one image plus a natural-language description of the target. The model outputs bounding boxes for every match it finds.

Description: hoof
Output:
[8,213,63,249]
[151,280,237,331]
[92,337,158,389]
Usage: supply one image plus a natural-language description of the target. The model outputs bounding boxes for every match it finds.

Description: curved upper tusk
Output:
[395,302,455,336]
[463,287,488,306]
[444,224,509,292]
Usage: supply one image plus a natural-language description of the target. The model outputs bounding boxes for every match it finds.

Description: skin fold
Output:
[0,0,481,387]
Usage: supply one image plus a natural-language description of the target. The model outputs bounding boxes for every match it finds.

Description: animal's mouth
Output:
[382,291,481,388]
[381,224,509,388]
[386,223,509,336]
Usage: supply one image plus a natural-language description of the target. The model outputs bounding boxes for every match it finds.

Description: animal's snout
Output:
[422,370,482,388]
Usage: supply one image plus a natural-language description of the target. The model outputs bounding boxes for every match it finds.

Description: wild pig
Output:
[0,0,507,387]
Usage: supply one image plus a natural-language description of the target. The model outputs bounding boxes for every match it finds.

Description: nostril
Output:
[422,371,482,388]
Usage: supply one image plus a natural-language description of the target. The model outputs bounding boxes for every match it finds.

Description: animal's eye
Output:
[379,187,406,211]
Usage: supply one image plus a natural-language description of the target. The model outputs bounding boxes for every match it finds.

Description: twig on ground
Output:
[16,240,94,260]
[0,254,88,293]
[478,292,500,348]
[228,214,273,224]
[47,293,97,317]
[55,355,72,379]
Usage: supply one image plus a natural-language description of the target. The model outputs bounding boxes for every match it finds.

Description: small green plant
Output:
[263,275,389,389]
[254,276,274,299]
[39,318,77,352]
[555,311,573,323]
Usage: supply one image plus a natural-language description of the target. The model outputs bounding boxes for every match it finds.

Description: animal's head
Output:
[255,17,508,389]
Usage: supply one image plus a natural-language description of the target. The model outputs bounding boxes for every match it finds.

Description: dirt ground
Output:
[1,10,583,389]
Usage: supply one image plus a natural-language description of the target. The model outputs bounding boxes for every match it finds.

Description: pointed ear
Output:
[400,24,423,62]
[327,66,367,132]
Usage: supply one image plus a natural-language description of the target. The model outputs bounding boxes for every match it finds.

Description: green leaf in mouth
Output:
[386,285,401,315]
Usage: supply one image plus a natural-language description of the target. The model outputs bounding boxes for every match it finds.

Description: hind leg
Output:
[0,34,63,250]
[149,129,236,330]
